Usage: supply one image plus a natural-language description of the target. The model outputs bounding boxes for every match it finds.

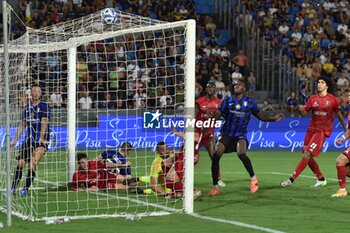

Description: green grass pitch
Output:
[1,150,350,233]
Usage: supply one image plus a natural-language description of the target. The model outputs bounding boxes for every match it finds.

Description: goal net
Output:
[0,7,195,221]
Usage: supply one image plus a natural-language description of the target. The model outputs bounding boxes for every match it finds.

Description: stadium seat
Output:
[194,0,214,14]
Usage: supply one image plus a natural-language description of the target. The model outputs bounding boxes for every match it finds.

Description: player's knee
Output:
[17,160,25,168]
[302,152,311,160]
[336,155,349,166]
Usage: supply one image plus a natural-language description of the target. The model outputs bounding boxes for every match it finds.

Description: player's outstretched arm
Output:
[172,128,185,139]
[336,129,350,144]
[150,176,166,194]
[255,111,285,122]
[105,161,131,168]
[335,111,347,133]
[172,128,200,142]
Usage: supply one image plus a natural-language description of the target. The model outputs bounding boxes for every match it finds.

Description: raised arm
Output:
[172,128,200,142]
[255,111,285,122]
[336,111,347,133]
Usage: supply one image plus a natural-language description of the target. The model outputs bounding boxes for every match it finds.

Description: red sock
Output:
[336,165,347,189]
[291,158,309,180]
[308,159,324,180]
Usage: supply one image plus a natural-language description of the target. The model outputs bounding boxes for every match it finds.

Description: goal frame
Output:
[1,5,196,222]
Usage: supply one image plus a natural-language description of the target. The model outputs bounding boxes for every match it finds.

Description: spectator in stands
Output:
[212,63,222,80]
[220,46,230,67]
[176,79,185,103]
[337,72,349,92]
[134,88,147,109]
[261,100,275,112]
[231,66,243,84]
[205,17,217,36]
[78,91,93,110]
[159,89,172,108]
[232,50,248,75]
[217,85,231,100]
[214,76,226,98]
[100,93,115,109]
[247,72,256,98]
[285,90,299,117]
[50,87,63,108]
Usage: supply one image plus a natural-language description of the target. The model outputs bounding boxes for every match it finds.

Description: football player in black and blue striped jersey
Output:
[209,78,284,196]
[10,85,51,195]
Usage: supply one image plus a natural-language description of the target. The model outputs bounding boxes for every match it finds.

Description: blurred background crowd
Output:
[0,0,349,116]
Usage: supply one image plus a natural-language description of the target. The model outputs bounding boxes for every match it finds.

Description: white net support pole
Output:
[3,0,12,227]
[67,47,77,184]
[183,19,196,214]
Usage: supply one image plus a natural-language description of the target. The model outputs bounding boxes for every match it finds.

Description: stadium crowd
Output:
[239,0,349,111]
[3,0,245,111]
[0,0,349,112]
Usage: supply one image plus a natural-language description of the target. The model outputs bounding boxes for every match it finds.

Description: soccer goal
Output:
[0,5,195,222]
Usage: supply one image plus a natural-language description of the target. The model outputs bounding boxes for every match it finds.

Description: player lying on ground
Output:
[149,141,201,199]
[94,142,133,177]
[72,153,143,193]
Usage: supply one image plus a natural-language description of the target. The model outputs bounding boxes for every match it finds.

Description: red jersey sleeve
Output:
[332,96,340,113]
[72,172,80,191]
[304,95,313,112]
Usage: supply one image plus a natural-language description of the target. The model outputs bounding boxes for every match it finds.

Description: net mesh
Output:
[0,8,192,221]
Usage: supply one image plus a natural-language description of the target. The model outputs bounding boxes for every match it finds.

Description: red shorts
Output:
[200,132,214,146]
[98,172,117,190]
[302,131,326,157]
[342,146,350,160]
[175,152,184,180]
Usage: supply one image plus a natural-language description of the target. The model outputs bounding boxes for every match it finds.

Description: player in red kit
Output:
[281,77,347,188]
[332,92,350,197]
[72,153,129,191]
[196,81,225,186]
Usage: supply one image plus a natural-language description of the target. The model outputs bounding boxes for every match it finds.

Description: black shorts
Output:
[218,133,248,153]
[16,140,47,163]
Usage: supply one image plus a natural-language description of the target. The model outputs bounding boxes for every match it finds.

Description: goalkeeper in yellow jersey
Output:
[149,141,175,196]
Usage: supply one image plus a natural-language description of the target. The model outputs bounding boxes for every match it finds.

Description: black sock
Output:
[318,177,325,181]
[238,153,255,177]
[25,169,36,189]
[289,178,294,183]
[12,166,23,190]
[211,153,221,186]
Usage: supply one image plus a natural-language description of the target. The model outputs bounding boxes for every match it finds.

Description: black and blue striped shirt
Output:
[220,96,259,138]
[22,102,50,142]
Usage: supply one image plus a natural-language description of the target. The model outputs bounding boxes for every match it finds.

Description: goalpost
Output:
[0,4,195,222]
